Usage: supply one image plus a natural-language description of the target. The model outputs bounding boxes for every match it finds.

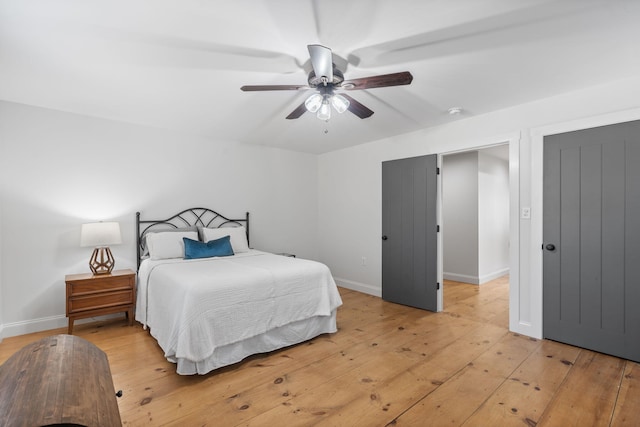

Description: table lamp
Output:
[80,222,122,275]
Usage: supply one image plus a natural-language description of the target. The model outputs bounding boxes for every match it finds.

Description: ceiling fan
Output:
[240,44,413,121]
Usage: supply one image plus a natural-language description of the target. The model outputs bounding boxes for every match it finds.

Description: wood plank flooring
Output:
[1,275,639,426]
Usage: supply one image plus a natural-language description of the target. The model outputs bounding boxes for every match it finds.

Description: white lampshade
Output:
[80,222,122,248]
[331,94,350,113]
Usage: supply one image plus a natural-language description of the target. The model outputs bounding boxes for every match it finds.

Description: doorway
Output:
[441,145,510,307]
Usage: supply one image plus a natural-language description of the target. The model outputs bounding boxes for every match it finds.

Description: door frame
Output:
[531,107,640,338]
[435,136,520,313]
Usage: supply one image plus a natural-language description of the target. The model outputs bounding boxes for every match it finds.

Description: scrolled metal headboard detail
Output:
[136,208,250,270]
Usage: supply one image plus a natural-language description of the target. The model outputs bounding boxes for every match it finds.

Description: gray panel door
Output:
[382,154,438,311]
[543,120,640,362]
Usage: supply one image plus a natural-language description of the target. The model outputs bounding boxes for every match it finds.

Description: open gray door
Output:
[382,154,438,311]
[543,120,640,361]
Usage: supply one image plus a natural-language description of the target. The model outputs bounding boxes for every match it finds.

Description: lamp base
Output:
[89,247,115,275]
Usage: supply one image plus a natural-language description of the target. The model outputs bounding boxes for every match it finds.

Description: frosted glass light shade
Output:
[317,99,331,121]
[331,94,350,113]
[304,94,323,113]
[80,222,122,247]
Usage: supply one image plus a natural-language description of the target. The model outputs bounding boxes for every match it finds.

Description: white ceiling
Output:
[1,0,639,154]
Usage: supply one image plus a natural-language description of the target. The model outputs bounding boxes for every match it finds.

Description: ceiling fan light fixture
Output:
[241,44,413,121]
[331,94,350,114]
[317,98,331,121]
[305,93,323,113]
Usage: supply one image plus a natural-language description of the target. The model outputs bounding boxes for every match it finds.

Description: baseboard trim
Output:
[334,277,381,298]
[443,273,479,285]
[1,313,123,339]
[444,269,509,285]
[479,268,510,284]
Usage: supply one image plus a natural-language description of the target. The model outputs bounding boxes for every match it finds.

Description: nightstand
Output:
[65,269,136,334]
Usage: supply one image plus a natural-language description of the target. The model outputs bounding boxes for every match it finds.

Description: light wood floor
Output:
[2,276,639,426]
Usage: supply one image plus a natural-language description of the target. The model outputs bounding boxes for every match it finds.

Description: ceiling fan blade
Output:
[308,44,333,83]
[85,25,303,72]
[341,71,413,90]
[348,3,583,68]
[341,94,374,119]
[286,102,307,119]
[241,85,308,91]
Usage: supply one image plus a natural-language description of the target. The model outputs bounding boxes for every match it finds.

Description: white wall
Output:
[442,151,479,282]
[478,150,510,283]
[0,101,319,338]
[318,75,640,338]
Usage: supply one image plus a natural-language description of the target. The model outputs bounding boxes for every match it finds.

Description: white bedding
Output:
[136,250,342,374]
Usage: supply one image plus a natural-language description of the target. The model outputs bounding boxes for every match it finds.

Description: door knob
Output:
[382,235,388,241]
[545,244,556,251]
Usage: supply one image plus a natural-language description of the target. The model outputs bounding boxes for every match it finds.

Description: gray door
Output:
[543,120,640,362]
[382,154,438,311]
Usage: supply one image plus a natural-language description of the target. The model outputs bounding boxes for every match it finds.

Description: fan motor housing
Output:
[308,69,344,88]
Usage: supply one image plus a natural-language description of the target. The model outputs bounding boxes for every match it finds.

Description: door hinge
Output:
[437,282,440,290]
[437,225,440,232]
[436,167,441,175]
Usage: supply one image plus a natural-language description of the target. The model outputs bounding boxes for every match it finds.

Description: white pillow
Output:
[141,226,198,257]
[202,226,249,253]
[146,231,198,260]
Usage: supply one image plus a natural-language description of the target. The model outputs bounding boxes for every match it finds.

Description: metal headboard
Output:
[136,208,250,270]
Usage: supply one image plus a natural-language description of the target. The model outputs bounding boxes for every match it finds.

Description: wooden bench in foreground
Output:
[0,334,122,426]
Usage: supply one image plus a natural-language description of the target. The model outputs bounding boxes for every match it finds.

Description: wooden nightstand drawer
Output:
[68,275,133,295]
[65,269,136,334]
[68,290,133,314]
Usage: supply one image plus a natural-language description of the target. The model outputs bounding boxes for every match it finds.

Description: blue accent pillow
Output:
[183,236,234,259]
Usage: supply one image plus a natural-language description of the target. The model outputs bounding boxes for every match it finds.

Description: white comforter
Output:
[136,251,342,366]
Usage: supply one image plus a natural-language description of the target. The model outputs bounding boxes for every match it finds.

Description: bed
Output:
[135,208,342,375]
